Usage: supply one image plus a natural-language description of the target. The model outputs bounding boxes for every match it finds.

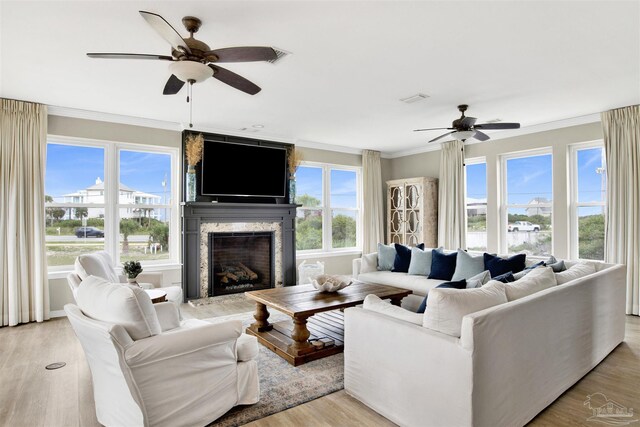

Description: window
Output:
[45,138,178,270]
[501,150,553,256]
[295,162,361,253]
[570,143,606,260]
[465,159,487,252]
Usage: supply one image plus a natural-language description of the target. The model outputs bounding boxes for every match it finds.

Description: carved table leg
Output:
[250,303,272,332]
[288,315,314,356]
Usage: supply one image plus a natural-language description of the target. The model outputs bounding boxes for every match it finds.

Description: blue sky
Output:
[45,144,171,202]
[466,147,604,216]
[297,166,357,209]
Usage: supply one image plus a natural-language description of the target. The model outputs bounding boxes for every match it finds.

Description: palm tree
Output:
[120,219,140,253]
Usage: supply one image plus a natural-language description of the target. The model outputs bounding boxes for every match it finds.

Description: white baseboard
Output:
[50,310,66,318]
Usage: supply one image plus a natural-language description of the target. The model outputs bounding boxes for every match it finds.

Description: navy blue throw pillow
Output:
[428,250,458,280]
[417,279,467,314]
[484,253,526,277]
[492,271,516,283]
[392,243,425,272]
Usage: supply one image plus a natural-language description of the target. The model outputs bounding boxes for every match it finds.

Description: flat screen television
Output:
[200,140,287,198]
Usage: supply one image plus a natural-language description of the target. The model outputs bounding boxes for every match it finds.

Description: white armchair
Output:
[66,251,183,308]
[65,275,260,427]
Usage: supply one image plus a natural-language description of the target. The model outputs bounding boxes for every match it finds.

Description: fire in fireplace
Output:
[208,231,275,296]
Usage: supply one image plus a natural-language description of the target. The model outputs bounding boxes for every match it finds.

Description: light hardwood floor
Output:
[1,311,638,427]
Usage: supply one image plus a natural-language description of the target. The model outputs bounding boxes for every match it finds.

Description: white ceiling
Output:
[1,1,639,155]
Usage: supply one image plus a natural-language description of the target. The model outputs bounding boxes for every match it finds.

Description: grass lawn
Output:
[46,241,169,266]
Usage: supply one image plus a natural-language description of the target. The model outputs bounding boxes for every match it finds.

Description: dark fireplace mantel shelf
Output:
[182,202,299,300]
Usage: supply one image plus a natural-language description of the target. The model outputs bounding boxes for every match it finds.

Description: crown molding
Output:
[47,105,182,131]
[293,139,365,155]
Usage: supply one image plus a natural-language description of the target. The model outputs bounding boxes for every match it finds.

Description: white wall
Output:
[387,121,604,258]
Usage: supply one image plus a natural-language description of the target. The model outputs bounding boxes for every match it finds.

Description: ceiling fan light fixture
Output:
[169,61,212,83]
[451,130,476,140]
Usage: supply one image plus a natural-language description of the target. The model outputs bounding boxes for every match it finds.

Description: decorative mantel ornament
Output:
[287,147,302,204]
[185,133,204,202]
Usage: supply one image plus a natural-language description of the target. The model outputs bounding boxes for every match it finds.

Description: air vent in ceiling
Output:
[400,93,430,104]
[267,48,290,64]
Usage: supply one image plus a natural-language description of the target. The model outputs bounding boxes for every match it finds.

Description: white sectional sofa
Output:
[345,260,627,427]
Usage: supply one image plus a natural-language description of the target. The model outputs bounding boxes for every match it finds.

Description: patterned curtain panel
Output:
[602,104,640,315]
[0,99,49,326]
[362,150,384,254]
[437,139,466,250]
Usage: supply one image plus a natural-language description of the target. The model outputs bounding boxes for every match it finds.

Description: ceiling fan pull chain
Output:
[188,79,194,128]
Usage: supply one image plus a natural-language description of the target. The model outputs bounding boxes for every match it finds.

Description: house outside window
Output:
[295,162,361,254]
[570,142,606,260]
[45,138,178,270]
[465,158,487,252]
[500,150,553,256]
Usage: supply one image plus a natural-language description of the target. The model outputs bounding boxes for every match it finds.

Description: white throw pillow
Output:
[503,266,557,301]
[76,275,161,340]
[555,262,596,285]
[360,253,378,274]
[363,294,423,325]
[423,281,507,337]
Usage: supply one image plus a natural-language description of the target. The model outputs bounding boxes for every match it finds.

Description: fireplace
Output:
[208,231,275,296]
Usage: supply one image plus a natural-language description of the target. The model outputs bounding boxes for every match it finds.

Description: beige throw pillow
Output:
[360,253,378,274]
[504,266,557,301]
[555,262,596,285]
[423,281,508,337]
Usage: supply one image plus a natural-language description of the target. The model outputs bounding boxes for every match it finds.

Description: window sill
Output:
[48,262,182,280]
[296,249,362,260]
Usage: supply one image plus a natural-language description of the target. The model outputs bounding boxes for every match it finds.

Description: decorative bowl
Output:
[311,274,352,292]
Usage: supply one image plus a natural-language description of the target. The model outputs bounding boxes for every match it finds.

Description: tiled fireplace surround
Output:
[182,203,298,302]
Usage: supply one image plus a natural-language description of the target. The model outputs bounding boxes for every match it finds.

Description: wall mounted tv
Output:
[200,140,287,198]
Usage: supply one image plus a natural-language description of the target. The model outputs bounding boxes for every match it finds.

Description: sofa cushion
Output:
[76,275,161,340]
[416,279,467,314]
[451,250,485,281]
[428,250,458,280]
[377,243,396,271]
[423,280,507,337]
[357,271,445,296]
[393,243,424,272]
[360,253,378,274]
[74,251,120,283]
[504,266,557,301]
[363,294,423,325]
[555,262,596,285]
[466,270,491,288]
[484,253,526,277]
[407,246,438,276]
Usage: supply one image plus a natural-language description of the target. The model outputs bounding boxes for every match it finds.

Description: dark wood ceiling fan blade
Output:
[139,11,192,54]
[460,116,477,127]
[428,131,455,143]
[473,130,490,141]
[206,47,277,63]
[414,127,453,132]
[474,122,521,130]
[87,53,174,60]
[163,74,185,95]
[209,65,261,95]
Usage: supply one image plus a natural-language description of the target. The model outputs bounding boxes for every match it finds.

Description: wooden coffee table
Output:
[245,282,411,366]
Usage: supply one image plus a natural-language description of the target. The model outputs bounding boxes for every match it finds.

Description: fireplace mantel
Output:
[182,202,298,300]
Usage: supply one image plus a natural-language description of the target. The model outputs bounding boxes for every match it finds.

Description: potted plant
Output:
[123,260,143,284]
[185,133,204,202]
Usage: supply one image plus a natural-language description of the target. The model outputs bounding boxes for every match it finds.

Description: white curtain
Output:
[602,104,640,316]
[437,139,466,250]
[362,150,384,254]
[0,99,49,326]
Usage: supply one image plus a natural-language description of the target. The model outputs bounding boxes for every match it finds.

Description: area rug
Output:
[204,310,345,427]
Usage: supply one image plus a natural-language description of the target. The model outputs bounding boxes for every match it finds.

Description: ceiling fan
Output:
[414,104,521,143]
[87,11,278,96]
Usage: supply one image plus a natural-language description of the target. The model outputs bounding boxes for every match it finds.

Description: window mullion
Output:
[105,144,118,265]
[323,166,331,251]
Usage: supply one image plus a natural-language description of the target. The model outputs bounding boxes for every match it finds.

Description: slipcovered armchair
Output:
[66,251,183,307]
[65,275,260,427]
